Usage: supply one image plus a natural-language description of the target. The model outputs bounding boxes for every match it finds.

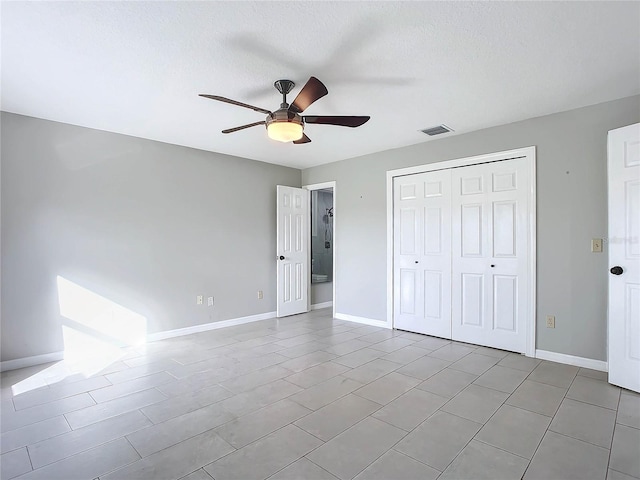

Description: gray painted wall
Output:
[303,95,640,361]
[1,113,301,362]
[311,282,332,306]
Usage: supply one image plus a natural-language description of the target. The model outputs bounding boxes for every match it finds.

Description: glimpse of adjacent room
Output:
[310,187,334,310]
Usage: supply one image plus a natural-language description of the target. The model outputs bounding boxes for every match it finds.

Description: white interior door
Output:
[451,158,530,353]
[608,123,640,393]
[394,170,452,337]
[277,185,309,317]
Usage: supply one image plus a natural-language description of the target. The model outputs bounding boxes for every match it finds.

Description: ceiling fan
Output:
[199,77,370,144]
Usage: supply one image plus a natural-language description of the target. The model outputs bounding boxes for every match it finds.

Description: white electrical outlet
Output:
[546,315,555,328]
[257,290,263,300]
[207,296,214,306]
[196,295,203,305]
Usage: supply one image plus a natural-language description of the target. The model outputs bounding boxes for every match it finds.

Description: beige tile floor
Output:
[1,308,639,480]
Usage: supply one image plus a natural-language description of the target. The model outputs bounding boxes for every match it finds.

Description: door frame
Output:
[304,181,337,319]
[386,146,537,357]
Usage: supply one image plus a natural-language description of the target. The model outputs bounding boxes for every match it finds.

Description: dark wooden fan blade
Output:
[199,95,272,115]
[221,121,266,134]
[303,116,370,127]
[293,134,311,144]
[289,77,328,114]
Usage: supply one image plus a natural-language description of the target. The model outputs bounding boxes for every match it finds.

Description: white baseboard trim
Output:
[536,349,608,372]
[0,351,65,373]
[311,301,333,311]
[0,311,278,373]
[335,313,391,330]
[147,311,277,342]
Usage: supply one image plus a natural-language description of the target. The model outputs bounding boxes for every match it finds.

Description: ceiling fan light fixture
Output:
[267,120,304,142]
[201,76,368,145]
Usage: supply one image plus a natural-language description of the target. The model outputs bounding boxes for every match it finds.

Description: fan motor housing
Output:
[265,108,303,128]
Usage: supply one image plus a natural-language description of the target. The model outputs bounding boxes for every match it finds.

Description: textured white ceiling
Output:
[2,1,639,169]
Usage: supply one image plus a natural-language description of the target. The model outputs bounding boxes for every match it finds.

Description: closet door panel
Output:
[451,158,529,353]
[394,170,451,338]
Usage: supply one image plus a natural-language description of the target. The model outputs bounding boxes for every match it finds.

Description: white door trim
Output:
[386,146,537,357]
[303,181,337,319]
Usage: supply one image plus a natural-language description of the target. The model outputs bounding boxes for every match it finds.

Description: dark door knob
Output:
[415,261,419,264]
[610,266,623,275]
[279,255,285,260]
[490,264,495,268]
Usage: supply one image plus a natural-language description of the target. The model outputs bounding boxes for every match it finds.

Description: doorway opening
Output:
[305,181,336,316]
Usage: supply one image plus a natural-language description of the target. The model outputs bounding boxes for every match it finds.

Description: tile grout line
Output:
[293,348,532,470]
[462,371,541,459]
[296,456,341,480]
[370,385,493,474]
[366,413,444,476]
[25,443,35,474]
[472,436,532,461]
[438,359,577,477]
[200,423,301,476]
[545,429,614,449]
[607,466,640,480]
[436,386,512,475]
[563,393,620,412]
[306,414,410,480]
[98,437,144,479]
[25,414,150,471]
[606,385,624,475]
[291,394,384,434]
[519,368,580,479]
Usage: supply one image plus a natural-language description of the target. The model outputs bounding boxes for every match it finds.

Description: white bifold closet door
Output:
[394,169,452,338]
[451,158,530,353]
[393,157,530,354]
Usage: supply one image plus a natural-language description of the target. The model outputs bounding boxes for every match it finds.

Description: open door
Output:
[277,185,309,317]
[608,123,640,393]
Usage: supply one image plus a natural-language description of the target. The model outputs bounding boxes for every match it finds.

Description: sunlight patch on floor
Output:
[11,276,148,396]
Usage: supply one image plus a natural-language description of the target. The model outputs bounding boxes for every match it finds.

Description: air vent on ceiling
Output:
[421,124,453,136]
